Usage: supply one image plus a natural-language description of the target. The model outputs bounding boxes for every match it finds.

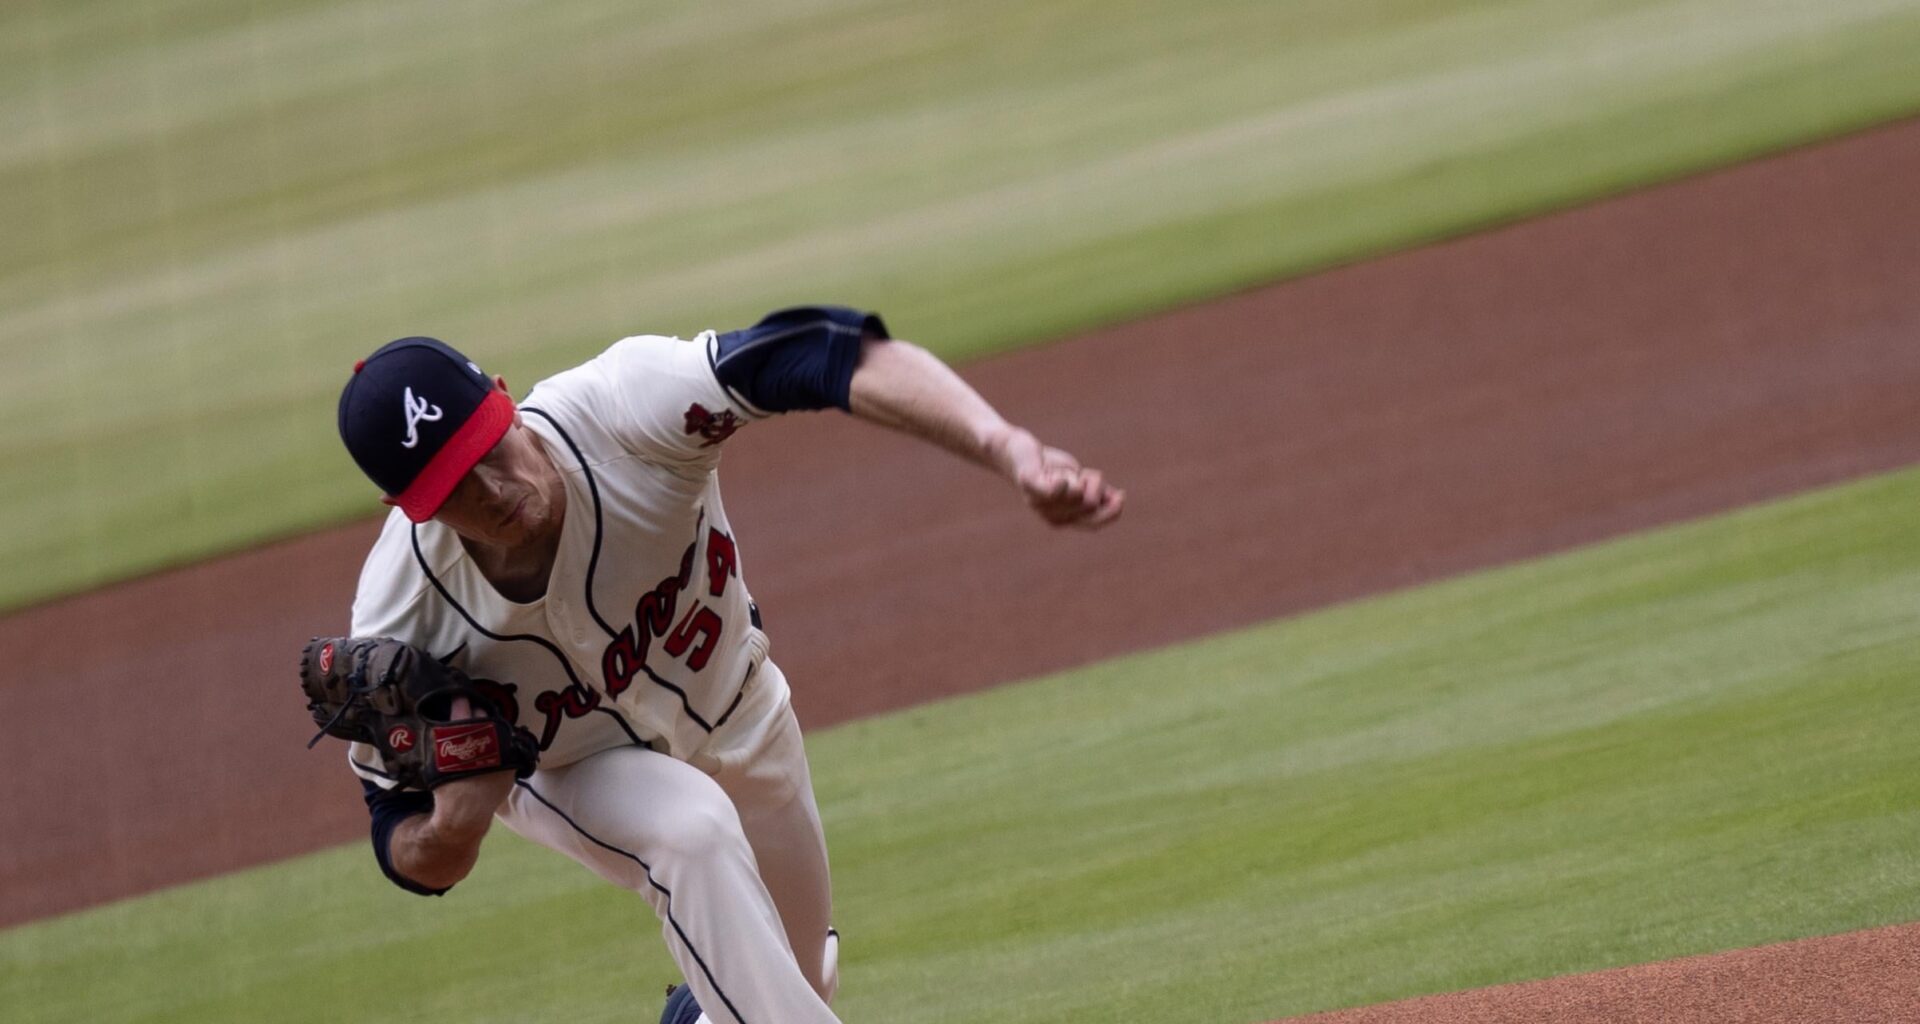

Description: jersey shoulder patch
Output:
[565,334,755,464]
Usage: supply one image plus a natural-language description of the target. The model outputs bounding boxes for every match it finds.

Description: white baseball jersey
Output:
[347,331,773,785]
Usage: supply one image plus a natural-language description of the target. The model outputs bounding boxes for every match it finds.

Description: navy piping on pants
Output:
[515,780,749,1024]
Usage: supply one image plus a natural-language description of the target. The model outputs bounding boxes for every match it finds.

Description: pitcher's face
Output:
[433,411,562,550]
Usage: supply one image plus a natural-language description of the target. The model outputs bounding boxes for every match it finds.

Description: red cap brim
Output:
[394,389,515,522]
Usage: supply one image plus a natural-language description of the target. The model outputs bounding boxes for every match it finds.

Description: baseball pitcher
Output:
[301,306,1123,1023]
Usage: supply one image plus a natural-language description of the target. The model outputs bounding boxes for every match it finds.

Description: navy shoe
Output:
[660,983,703,1024]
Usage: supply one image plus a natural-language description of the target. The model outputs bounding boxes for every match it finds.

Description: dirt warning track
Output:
[4,120,1919,1021]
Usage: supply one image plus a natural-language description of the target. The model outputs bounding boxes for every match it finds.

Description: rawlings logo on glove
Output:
[432,723,501,772]
[298,636,538,790]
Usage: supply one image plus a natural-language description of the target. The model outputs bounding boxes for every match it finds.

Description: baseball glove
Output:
[299,636,538,790]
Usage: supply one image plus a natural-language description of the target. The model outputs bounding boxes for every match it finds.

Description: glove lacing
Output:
[305,646,381,749]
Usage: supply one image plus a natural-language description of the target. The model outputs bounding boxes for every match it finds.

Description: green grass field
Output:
[6,464,1915,1023]
[5,0,1920,611]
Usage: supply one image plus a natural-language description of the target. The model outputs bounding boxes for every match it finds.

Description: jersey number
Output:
[599,525,737,699]
[663,603,722,671]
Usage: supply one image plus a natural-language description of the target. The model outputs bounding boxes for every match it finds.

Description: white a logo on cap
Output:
[402,387,443,449]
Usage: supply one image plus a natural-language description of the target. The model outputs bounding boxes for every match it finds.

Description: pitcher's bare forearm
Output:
[847,336,1124,528]
[388,771,515,890]
[847,337,1012,468]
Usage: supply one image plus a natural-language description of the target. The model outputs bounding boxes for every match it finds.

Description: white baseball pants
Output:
[496,660,840,1023]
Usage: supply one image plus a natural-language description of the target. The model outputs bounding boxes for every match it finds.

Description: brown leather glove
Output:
[299,636,537,789]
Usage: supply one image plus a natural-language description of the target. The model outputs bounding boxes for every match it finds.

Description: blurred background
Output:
[9,0,1918,610]
[4,1,1919,1022]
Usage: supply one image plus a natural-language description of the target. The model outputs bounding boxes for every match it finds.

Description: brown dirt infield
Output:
[5,117,1919,1019]
[1281,923,1920,1024]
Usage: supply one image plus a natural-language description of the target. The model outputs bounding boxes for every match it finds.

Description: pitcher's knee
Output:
[642,795,751,865]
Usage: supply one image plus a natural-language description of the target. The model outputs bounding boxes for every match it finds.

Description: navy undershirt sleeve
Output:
[361,778,451,897]
[710,305,889,413]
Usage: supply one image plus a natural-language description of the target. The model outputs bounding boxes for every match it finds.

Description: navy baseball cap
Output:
[338,337,515,523]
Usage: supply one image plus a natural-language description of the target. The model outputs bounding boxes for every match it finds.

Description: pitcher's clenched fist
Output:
[996,426,1124,528]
